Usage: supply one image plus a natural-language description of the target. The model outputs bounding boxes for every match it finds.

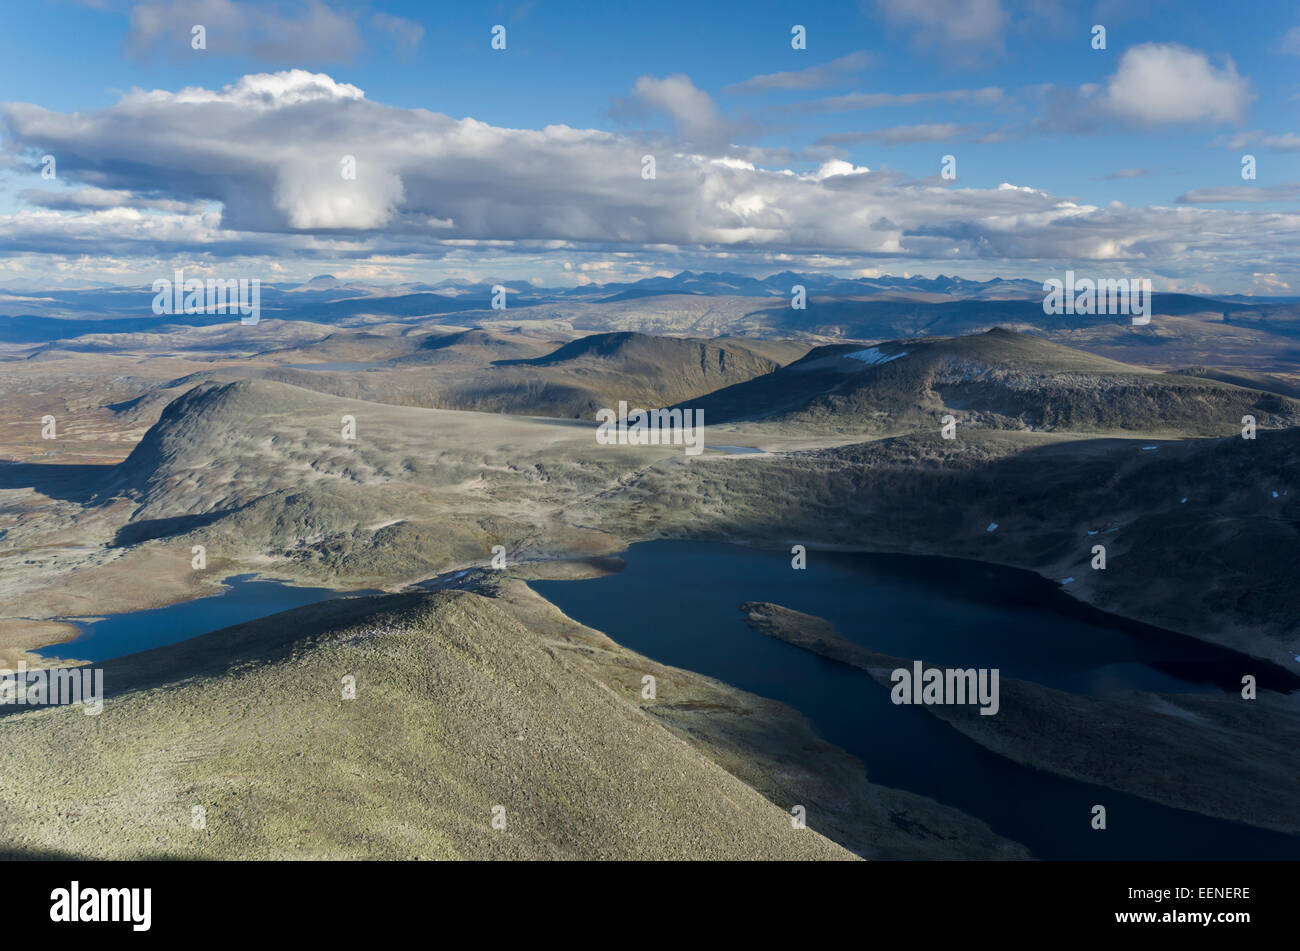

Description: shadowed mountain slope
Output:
[682,327,1300,436]
[574,426,1300,665]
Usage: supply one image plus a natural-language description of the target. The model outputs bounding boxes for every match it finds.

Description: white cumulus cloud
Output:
[1103,43,1253,124]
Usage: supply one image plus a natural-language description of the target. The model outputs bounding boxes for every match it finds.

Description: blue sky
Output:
[0,0,1296,292]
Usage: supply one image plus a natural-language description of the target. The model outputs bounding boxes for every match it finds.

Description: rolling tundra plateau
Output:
[1,277,1298,860]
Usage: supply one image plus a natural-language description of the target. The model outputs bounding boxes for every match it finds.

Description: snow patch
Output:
[846,347,907,366]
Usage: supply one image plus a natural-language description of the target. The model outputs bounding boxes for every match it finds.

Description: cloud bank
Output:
[2,70,1297,288]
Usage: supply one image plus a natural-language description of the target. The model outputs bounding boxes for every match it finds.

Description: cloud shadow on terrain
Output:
[0,461,112,504]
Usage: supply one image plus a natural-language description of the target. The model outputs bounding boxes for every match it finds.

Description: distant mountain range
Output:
[4,268,1299,305]
[0,269,1296,347]
[588,270,1049,301]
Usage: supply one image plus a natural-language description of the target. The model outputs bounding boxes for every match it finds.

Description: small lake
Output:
[531,539,1300,859]
[39,574,366,663]
[281,362,385,372]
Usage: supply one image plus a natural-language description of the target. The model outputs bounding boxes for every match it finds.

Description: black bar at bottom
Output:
[2,860,1283,937]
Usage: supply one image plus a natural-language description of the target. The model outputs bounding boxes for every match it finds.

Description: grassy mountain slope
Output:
[0,583,1026,859]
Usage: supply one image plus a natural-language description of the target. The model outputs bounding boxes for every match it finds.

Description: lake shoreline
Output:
[532,539,1300,859]
[12,532,1298,686]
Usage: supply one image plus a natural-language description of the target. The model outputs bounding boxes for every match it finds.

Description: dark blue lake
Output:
[531,540,1300,860]
[39,574,362,663]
